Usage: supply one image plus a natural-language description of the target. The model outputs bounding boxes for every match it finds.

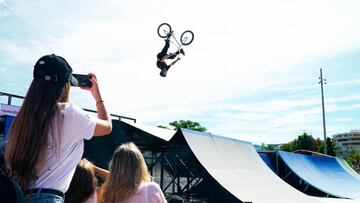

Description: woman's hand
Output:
[80,73,102,102]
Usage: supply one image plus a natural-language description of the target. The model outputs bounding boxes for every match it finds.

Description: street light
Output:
[318,68,327,155]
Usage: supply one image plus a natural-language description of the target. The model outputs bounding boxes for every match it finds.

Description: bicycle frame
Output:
[168,34,182,49]
[158,23,194,48]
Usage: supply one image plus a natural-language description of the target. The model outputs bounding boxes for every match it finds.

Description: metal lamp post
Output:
[319,68,327,155]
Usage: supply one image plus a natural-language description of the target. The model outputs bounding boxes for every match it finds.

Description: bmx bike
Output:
[157,23,194,49]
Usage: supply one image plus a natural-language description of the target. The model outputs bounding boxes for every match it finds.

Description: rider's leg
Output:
[167,58,181,69]
[157,39,170,59]
[164,50,180,60]
[161,54,172,61]
[161,49,179,61]
[168,50,181,59]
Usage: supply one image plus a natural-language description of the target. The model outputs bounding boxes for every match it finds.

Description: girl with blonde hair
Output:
[100,142,167,203]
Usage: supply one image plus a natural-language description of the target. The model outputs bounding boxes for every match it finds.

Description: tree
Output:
[344,149,360,173]
[157,125,170,129]
[280,132,337,156]
[261,143,275,150]
[313,138,323,153]
[280,143,294,152]
[266,145,275,150]
[296,133,316,151]
[168,120,207,132]
[318,137,337,156]
[280,132,316,152]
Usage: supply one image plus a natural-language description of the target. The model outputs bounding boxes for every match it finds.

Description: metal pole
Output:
[8,95,12,105]
[319,68,327,155]
[160,157,164,189]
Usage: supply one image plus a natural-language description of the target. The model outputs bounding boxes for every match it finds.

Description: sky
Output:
[1,0,360,145]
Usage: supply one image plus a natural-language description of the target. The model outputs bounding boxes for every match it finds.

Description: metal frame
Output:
[141,145,206,202]
[274,151,332,198]
[0,91,136,122]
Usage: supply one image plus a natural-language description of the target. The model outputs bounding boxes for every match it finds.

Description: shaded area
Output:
[259,153,276,172]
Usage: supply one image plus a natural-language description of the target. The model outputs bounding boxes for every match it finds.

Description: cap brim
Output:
[70,75,79,86]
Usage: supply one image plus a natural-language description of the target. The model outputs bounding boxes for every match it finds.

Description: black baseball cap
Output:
[33,54,78,86]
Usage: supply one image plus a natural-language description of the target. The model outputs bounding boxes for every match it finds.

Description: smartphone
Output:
[71,74,92,87]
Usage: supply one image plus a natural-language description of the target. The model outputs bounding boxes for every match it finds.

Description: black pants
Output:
[157,40,177,60]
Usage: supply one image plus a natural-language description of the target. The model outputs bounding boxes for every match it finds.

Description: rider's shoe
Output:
[179,48,185,56]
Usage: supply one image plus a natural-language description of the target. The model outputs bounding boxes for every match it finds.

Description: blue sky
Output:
[1,0,360,144]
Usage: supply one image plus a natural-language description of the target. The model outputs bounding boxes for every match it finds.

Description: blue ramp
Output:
[278,150,360,199]
[259,153,276,172]
[336,158,360,182]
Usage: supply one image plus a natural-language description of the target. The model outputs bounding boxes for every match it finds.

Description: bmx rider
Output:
[156,33,185,77]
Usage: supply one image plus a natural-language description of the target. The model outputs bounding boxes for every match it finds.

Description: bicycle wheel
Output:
[157,23,172,38]
[180,30,194,45]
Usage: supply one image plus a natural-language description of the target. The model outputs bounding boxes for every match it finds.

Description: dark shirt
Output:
[157,60,169,70]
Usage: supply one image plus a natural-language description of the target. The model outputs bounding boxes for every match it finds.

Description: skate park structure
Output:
[84,120,360,203]
[1,92,360,203]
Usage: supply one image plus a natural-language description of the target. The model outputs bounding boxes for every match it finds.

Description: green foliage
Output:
[343,149,360,173]
[266,145,275,150]
[297,133,316,150]
[280,132,337,156]
[157,125,170,129]
[169,120,207,132]
[280,143,294,152]
[280,132,316,152]
[261,143,275,151]
[314,138,323,152]
[318,137,337,156]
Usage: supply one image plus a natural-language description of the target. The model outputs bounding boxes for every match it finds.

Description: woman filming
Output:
[5,54,112,202]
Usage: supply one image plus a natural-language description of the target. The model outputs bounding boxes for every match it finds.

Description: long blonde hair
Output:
[101,142,151,203]
[5,80,69,191]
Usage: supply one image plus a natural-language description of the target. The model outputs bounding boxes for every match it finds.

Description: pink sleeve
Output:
[147,182,167,203]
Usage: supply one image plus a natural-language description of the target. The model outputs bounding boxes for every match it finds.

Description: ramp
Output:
[87,121,360,203]
[181,129,323,203]
[122,120,175,141]
[278,150,360,199]
[259,153,276,172]
[336,158,360,182]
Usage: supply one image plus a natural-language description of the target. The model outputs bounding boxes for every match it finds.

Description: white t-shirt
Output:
[32,102,97,193]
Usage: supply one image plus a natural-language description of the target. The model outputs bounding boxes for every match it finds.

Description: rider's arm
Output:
[169,58,180,67]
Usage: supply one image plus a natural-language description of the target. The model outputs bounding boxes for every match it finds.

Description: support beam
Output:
[283,170,293,180]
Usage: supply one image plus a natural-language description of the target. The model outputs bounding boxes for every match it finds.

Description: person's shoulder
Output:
[142,182,167,202]
[58,102,73,110]
[142,181,160,187]
[59,102,91,121]
[142,181,161,191]
[60,102,84,113]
